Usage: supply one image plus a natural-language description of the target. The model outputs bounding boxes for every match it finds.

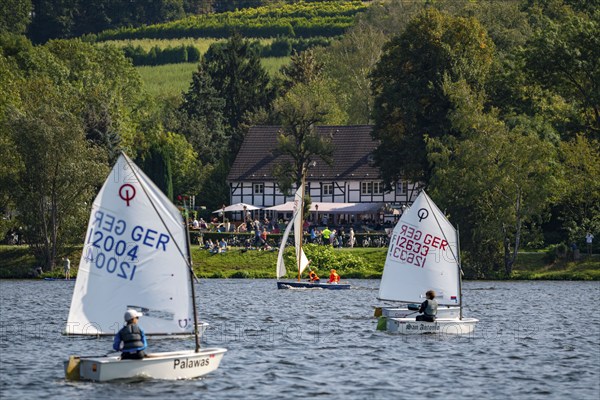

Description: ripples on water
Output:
[1,280,599,399]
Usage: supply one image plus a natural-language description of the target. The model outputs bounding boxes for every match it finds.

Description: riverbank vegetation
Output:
[1,245,597,281]
[1,0,598,279]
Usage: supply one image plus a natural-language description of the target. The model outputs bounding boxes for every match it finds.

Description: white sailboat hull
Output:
[386,318,478,335]
[382,306,460,319]
[69,348,227,381]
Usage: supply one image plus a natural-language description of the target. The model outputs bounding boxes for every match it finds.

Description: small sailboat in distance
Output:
[64,153,226,381]
[276,183,350,290]
[376,191,477,334]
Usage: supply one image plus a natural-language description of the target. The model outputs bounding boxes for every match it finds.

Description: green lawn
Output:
[2,245,598,280]
[137,56,289,99]
[103,37,227,53]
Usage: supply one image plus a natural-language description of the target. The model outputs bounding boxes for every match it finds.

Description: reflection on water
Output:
[1,279,599,399]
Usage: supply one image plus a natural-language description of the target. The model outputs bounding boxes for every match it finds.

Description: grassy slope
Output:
[1,245,598,280]
[137,56,289,99]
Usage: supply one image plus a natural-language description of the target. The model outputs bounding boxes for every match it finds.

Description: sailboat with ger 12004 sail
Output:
[375,191,477,334]
[64,153,226,381]
[276,183,350,290]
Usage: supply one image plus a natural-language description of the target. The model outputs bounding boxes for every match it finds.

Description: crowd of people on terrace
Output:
[189,213,395,251]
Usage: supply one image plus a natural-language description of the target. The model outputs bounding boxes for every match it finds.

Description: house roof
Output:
[227,125,379,182]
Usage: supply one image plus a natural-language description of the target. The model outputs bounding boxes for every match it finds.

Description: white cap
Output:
[124,309,143,321]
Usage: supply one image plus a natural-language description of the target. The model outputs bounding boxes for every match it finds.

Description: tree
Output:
[179,64,228,165]
[43,40,146,161]
[554,134,600,244]
[271,80,344,195]
[1,36,150,268]
[140,144,174,201]
[370,8,495,185]
[0,52,23,240]
[7,77,107,270]
[523,11,600,139]
[427,79,559,277]
[29,0,78,43]
[320,19,387,124]
[279,49,325,93]
[0,0,32,34]
[162,131,207,199]
[201,34,275,157]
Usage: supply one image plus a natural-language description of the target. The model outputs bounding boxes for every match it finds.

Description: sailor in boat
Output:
[328,269,340,284]
[308,268,320,283]
[113,309,147,360]
[415,290,438,322]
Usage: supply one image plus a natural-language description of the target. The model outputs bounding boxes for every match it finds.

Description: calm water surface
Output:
[1,279,599,399]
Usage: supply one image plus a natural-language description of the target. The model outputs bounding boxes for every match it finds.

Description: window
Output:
[361,182,372,194]
[397,181,408,194]
[373,182,383,195]
[253,183,264,194]
[322,183,333,196]
[362,182,384,195]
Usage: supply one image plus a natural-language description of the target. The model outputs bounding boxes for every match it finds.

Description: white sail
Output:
[276,186,308,278]
[276,219,292,279]
[66,154,194,335]
[293,186,310,276]
[378,191,460,306]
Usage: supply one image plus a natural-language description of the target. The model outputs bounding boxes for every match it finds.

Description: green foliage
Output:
[319,20,387,124]
[6,75,108,269]
[135,57,288,100]
[41,40,146,160]
[29,0,187,43]
[554,135,600,242]
[1,244,597,280]
[272,79,343,194]
[170,33,281,210]
[119,37,330,66]
[427,79,561,277]
[178,62,228,165]
[371,7,496,184]
[140,144,174,201]
[160,131,207,199]
[279,48,324,91]
[523,10,600,139]
[0,36,148,269]
[0,0,31,35]
[91,1,367,42]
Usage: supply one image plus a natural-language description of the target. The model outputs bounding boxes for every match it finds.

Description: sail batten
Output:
[378,191,460,306]
[66,154,194,336]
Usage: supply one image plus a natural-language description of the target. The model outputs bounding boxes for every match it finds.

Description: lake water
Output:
[1,279,599,399]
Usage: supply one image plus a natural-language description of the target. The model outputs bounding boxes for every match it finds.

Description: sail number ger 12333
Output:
[388,224,449,268]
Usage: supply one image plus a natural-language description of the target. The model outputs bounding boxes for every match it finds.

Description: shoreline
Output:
[1,245,598,281]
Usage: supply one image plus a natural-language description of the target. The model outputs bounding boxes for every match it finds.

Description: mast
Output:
[119,152,198,339]
[184,197,202,352]
[457,224,463,320]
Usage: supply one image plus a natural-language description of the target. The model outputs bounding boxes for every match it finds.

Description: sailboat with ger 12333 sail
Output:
[375,191,477,334]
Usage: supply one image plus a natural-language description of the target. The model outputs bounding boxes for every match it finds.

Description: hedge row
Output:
[123,44,201,66]
[92,19,352,41]
[84,1,367,42]
[123,37,332,66]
